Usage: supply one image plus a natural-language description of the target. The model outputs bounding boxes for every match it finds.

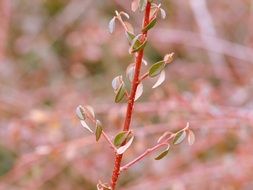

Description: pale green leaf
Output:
[188,130,195,145]
[173,130,186,145]
[95,120,103,142]
[112,75,123,92]
[76,105,86,120]
[148,61,165,77]
[108,17,116,34]
[117,136,134,154]
[131,39,147,53]
[154,145,170,160]
[115,83,126,103]
[85,105,95,119]
[114,131,129,147]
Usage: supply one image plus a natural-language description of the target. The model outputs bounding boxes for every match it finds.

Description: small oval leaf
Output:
[80,120,93,133]
[154,145,170,160]
[148,61,165,77]
[117,136,134,155]
[142,18,157,32]
[188,130,195,145]
[135,83,143,101]
[114,131,129,147]
[131,39,147,53]
[173,130,186,145]
[76,105,86,120]
[109,17,116,34]
[112,75,123,92]
[129,34,142,53]
[115,83,126,103]
[126,63,135,82]
[85,105,95,119]
[125,31,136,42]
[160,8,166,19]
[95,120,103,142]
[152,70,165,88]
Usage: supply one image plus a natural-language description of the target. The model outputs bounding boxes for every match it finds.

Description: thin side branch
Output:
[102,131,117,152]
[120,142,167,171]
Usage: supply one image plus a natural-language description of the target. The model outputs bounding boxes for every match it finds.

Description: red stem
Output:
[110,2,152,190]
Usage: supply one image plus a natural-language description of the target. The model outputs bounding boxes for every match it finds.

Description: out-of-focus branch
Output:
[0,0,11,62]
[189,0,231,79]
[151,29,253,64]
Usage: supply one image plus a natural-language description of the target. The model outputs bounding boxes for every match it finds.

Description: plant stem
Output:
[110,2,152,190]
[120,142,167,171]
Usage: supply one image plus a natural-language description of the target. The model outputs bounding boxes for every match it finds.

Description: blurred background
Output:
[1,0,253,189]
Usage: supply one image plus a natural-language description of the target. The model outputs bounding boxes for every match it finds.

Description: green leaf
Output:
[108,17,116,34]
[142,17,157,32]
[76,105,86,120]
[188,130,195,145]
[125,31,136,42]
[173,130,187,145]
[114,131,129,147]
[131,39,147,53]
[117,136,134,154]
[115,83,126,103]
[128,34,142,53]
[155,145,170,160]
[148,61,165,77]
[95,120,103,142]
[139,0,147,11]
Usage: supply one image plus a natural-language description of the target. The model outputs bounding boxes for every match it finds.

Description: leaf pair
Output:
[76,105,104,142]
[112,75,127,103]
[108,11,130,34]
[173,129,195,146]
[148,53,174,88]
[114,131,134,155]
[129,34,147,54]
[76,105,95,133]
